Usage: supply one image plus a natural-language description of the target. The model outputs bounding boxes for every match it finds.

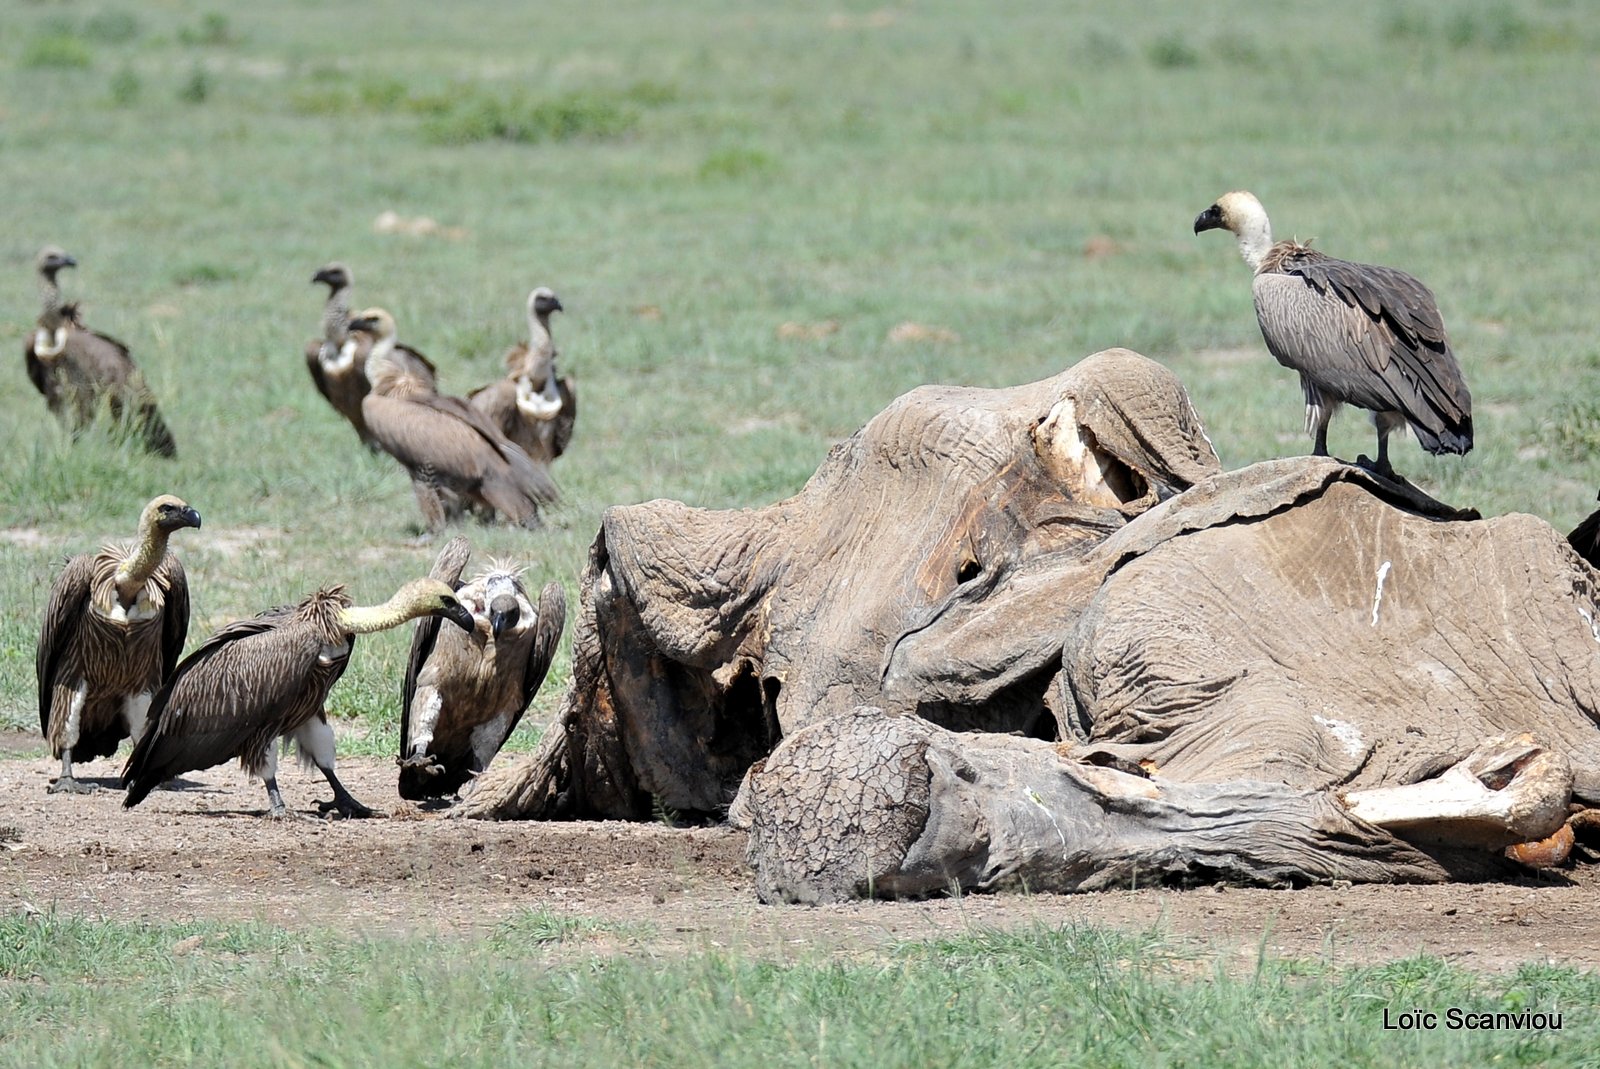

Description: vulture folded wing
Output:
[551,377,577,459]
[24,343,50,397]
[1254,256,1471,442]
[160,556,191,680]
[304,340,337,409]
[36,555,96,737]
[123,615,349,805]
[393,343,439,389]
[518,582,568,717]
[401,536,473,758]
[366,394,559,504]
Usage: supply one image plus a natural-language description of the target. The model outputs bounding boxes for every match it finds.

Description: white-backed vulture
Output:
[24,246,177,457]
[468,287,577,468]
[1194,191,1473,477]
[353,308,558,535]
[36,495,200,793]
[303,262,372,447]
[398,536,566,800]
[122,577,475,818]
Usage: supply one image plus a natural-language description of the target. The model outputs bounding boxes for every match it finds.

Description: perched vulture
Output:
[468,287,577,468]
[24,246,177,457]
[36,495,200,793]
[353,308,558,535]
[123,577,474,818]
[1194,191,1472,477]
[398,536,566,800]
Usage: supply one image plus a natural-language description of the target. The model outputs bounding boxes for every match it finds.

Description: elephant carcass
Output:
[460,348,1221,820]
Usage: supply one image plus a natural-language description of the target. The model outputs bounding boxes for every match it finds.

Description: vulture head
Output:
[36,245,77,279]
[528,286,564,320]
[1194,190,1273,269]
[140,494,203,535]
[312,262,352,292]
[488,594,522,639]
[347,307,397,343]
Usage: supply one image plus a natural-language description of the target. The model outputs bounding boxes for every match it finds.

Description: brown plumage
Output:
[24,246,177,457]
[37,495,200,793]
[468,287,577,468]
[353,308,558,535]
[123,577,474,818]
[398,536,567,800]
[1194,191,1472,477]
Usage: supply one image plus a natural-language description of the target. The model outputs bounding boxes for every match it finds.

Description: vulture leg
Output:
[47,750,96,795]
[409,476,448,541]
[314,771,376,819]
[292,717,377,819]
[263,776,292,820]
[1367,411,1406,480]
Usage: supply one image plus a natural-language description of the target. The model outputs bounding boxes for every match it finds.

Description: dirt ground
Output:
[2,734,1596,971]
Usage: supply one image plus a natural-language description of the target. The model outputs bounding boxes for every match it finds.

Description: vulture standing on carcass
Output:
[398,536,566,801]
[36,495,201,793]
[353,308,558,536]
[24,246,178,457]
[123,577,475,818]
[468,287,577,469]
[1194,191,1472,478]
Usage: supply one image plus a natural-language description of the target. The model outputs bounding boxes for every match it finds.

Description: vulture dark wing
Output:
[36,555,95,737]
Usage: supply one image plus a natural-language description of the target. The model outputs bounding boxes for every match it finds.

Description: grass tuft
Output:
[22,34,93,69]
[418,87,639,146]
[699,146,779,182]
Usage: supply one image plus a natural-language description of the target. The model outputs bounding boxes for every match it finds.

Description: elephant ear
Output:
[1034,348,1222,514]
[600,499,784,666]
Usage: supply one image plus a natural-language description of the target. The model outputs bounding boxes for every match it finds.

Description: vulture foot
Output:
[261,804,315,822]
[317,795,378,819]
[46,776,97,796]
[1354,453,1401,483]
[397,753,446,776]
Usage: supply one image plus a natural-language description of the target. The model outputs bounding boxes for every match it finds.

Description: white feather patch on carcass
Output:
[1370,560,1393,627]
[1313,715,1366,758]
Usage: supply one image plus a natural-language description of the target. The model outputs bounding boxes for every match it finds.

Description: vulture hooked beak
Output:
[347,315,377,333]
[488,595,521,639]
[171,505,203,531]
[1193,204,1224,234]
[437,602,476,633]
[312,267,343,288]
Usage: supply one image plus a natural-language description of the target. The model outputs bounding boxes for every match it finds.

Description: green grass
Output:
[0,912,1593,1067]
[2,1,1599,767]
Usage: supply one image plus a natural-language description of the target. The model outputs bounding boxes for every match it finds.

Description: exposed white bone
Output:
[1342,733,1571,848]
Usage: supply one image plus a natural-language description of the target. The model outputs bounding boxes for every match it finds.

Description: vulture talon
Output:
[317,797,377,820]
[46,777,97,796]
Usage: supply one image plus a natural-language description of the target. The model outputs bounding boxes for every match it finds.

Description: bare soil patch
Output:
[0,750,1594,969]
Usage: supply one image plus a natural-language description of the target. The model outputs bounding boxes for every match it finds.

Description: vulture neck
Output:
[321,285,350,350]
[337,594,432,635]
[1232,209,1273,272]
[113,523,172,602]
[37,271,65,325]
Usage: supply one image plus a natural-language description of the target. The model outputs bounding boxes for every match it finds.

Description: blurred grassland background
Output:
[2,0,1598,753]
